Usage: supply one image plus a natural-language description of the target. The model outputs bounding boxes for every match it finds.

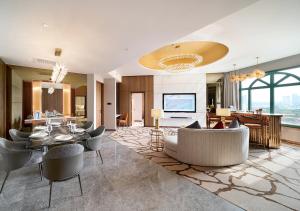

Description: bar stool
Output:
[206,112,221,128]
[238,115,266,147]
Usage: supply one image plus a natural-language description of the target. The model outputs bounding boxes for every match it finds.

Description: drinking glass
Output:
[70,124,77,134]
[46,124,53,136]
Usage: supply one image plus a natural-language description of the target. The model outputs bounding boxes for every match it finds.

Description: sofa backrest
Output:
[176,125,249,166]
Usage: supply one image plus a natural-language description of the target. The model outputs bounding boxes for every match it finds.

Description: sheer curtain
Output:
[223,72,240,109]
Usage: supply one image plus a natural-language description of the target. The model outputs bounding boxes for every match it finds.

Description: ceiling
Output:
[117,0,300,75]
[0,0,257,77]
[1,0,300,77]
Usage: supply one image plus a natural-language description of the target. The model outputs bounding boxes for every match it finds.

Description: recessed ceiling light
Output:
[42,23,49,28]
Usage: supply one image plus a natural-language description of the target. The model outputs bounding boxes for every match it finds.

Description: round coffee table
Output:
[149,129,164,152]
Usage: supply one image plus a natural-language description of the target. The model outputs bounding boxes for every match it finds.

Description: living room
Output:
[0,0,300,210]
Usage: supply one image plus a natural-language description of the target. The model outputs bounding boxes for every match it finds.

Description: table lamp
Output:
[216,108,231,127]
[151,109,164,129]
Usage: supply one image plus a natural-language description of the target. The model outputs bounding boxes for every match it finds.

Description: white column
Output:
[104,78,116,130]
[87,74,96,128]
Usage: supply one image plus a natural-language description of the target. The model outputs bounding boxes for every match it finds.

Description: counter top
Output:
[232,112,283,117]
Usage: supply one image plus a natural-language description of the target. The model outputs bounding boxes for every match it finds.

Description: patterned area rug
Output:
[110,127,300,211]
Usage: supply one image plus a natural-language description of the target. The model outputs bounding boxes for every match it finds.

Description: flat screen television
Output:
[163,93,196,113]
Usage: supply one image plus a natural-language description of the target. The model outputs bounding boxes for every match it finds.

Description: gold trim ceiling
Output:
[139,41,229,71]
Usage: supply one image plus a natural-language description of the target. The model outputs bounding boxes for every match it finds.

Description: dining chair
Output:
[81,121,94,133]
[9,129,31,143]
[118,113,128,127]
[9,129,44,176]
[83,126,106,164]
[206,112,220,128]
[0,138,43,194]
[43,144,84,207]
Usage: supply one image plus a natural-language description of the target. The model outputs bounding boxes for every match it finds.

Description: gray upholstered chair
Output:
[43,144,84,207]
[9,129,43,175]
[9,129,31,143]
[0,138,43,194]
[84,126,106,164]
[81,121,94,133]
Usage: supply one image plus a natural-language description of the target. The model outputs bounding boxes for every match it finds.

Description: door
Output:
[131,93,144,126]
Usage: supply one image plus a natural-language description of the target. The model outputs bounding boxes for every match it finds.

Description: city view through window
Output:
[240,67,300,126]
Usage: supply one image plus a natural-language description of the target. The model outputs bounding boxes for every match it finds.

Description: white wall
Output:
[87,73,103,128]
[104,78,117,130]
[154,73,206,127]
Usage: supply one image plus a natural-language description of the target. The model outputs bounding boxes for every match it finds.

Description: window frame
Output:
[239,66,300,128]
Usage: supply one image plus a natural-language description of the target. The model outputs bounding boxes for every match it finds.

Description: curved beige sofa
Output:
[164,126,249,166]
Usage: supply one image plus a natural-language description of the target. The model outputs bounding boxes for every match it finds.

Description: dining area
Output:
[0,120,106,208]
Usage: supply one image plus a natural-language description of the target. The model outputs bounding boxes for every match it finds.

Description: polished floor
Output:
[0,136,241,210]
[111,127,300,211]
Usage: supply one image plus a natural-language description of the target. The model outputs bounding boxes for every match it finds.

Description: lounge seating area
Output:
[1,0,300,210]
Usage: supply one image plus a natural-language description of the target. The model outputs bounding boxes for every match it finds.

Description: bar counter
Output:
[231,112,283,148]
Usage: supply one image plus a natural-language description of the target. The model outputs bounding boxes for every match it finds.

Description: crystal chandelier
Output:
[48,48,68,94]
[51,63,68,83]
[48,86,54,94]
[158,54,203,73]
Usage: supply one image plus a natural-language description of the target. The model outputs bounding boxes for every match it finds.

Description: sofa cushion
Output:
[164,135,177,152]
[185,121,201,129]
[213,121,224,129]
[229,119,240,128]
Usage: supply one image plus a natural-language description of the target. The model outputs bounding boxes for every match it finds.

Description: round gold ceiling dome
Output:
[139,41,229,72]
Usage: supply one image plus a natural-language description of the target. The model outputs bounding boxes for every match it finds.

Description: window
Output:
[251,88,270,113]
[241,90,248,111]
[240,66,300,126]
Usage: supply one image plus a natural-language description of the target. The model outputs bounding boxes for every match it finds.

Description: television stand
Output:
[170,116,189,119]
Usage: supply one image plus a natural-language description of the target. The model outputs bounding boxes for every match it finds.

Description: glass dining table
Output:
[28,125,90,151]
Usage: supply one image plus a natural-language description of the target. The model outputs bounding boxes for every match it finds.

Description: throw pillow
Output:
[186,121,201,129]
[213,121,224,129]
[229,119,240,128]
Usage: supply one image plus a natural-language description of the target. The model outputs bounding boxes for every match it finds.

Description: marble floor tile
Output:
[110,127,300,211]
[0,136,241,211]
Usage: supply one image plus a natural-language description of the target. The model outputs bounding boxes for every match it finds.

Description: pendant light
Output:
[251,56,265,78]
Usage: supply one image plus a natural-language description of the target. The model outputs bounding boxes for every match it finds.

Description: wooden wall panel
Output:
[71,88,75,116]
[101,83,104,125]
[22,81,33,121]
[0,60,12,138]
[119,76,153,127]
[42,88,63,113]
[96,81,102,127]
[75,86,87,96]
[0,59,7,137]
[5,66,12,137]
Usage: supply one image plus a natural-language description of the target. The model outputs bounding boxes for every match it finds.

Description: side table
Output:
[149,129,164,152]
